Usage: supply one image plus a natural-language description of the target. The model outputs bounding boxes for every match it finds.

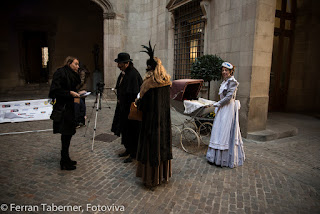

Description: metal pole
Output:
[0,129,53,136]
[83,94,98,137]
[91,92,100,151]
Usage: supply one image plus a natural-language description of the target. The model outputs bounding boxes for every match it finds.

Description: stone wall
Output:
[103,0,172,97]
[205,0,276,135]
[115,0,276,135]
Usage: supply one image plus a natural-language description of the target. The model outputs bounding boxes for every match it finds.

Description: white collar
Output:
[219,76,237,95]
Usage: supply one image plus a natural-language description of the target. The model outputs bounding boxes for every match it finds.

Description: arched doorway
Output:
[22,31,49,84]
[1,0,104,91]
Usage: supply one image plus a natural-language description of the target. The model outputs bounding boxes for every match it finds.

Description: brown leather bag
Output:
[128,102,142,121]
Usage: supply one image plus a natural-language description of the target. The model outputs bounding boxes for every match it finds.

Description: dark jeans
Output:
[61,134,72,160]
[121,120,141,159]
[74,98,86,124]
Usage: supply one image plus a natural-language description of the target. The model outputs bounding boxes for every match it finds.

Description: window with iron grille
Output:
[174,0,205,80]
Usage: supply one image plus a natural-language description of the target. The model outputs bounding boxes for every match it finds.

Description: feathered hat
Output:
[141,41,157,71]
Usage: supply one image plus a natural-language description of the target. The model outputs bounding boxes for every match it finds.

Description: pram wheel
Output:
[171,125,182,148]
[198,122,213,145]
[180,128,200,154]
[185,120,198,130]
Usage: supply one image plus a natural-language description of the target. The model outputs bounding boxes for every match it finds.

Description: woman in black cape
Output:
[135,43,173,189]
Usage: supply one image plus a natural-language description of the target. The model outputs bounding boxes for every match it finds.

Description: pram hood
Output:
[170,79,204,101]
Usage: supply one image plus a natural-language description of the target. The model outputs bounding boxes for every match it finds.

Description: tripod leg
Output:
[97,90,111,109]
[92,93,100,151]
[83,94,98,137]
[99,92,102,110]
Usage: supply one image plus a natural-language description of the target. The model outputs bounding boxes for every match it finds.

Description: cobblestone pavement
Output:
[0,98,320,214]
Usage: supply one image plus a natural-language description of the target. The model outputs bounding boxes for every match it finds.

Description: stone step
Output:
[246,120,298,142]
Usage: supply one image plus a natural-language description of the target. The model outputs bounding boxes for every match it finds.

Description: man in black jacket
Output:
[111,53,143,163]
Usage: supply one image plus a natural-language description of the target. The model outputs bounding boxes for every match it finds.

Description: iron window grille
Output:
[173,0,205,80]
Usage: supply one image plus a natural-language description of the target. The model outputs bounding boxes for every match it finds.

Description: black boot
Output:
[67,158,77,165]
[118,151,129,157]
[61,135,77,169]
[60,151,76,170]
[60,160,76,170]
[66,151,77,165]
[124,156,132,163]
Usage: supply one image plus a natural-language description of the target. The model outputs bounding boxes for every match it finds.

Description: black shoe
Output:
[124,157,132,163]
[76,122,85,129]
[68,159,77,165]
[207,161,214,165]
[144,184,156,191]
[60,161,76,170]
[118,151,129,157]
[65,153,77,165]
[61,151,77,166]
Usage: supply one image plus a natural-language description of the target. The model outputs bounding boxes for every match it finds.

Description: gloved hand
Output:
[135,98,140,106]
[213,102,220,107]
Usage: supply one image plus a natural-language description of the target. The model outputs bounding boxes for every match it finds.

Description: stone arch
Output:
[90,0,115,19]
[89,0,121,99]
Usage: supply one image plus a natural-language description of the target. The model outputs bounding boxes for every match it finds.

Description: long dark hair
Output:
[128,61,134,68]
[63,56,78,67]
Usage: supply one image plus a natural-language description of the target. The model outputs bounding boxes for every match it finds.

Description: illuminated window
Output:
[190,39,198,63]
[174,0,204,79]
[41,47,49,68]
[276,0,282,10]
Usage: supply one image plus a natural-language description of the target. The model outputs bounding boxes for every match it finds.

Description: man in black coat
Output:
[111,53,143,163]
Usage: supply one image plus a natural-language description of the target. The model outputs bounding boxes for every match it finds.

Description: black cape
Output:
[49,65,80,135]
[136,85,173,167]
[111,64,143,156]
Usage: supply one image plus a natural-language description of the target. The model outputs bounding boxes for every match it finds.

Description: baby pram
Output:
[170,79,216,153]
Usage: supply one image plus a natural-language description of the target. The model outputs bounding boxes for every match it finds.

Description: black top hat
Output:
[114,52,133,63]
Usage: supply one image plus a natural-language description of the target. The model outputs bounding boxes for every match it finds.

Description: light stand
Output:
[83,92,99,138]
[91,91,101,151]
[83,82,110,151]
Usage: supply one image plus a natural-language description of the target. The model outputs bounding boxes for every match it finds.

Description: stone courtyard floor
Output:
[0,99,320,214]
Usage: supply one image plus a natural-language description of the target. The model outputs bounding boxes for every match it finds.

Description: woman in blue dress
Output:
[206,62,245,168]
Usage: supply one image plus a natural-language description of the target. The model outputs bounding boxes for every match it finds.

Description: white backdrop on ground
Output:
[0,99,52,123]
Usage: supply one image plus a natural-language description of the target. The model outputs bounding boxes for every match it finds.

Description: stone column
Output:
[103,12,125,99]
[201,0,211,55]
[236,0,276,135]
[90,0,124,99]
[167,12,175,78]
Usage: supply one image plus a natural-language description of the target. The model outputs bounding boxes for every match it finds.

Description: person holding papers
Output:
[49,56,81,171]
